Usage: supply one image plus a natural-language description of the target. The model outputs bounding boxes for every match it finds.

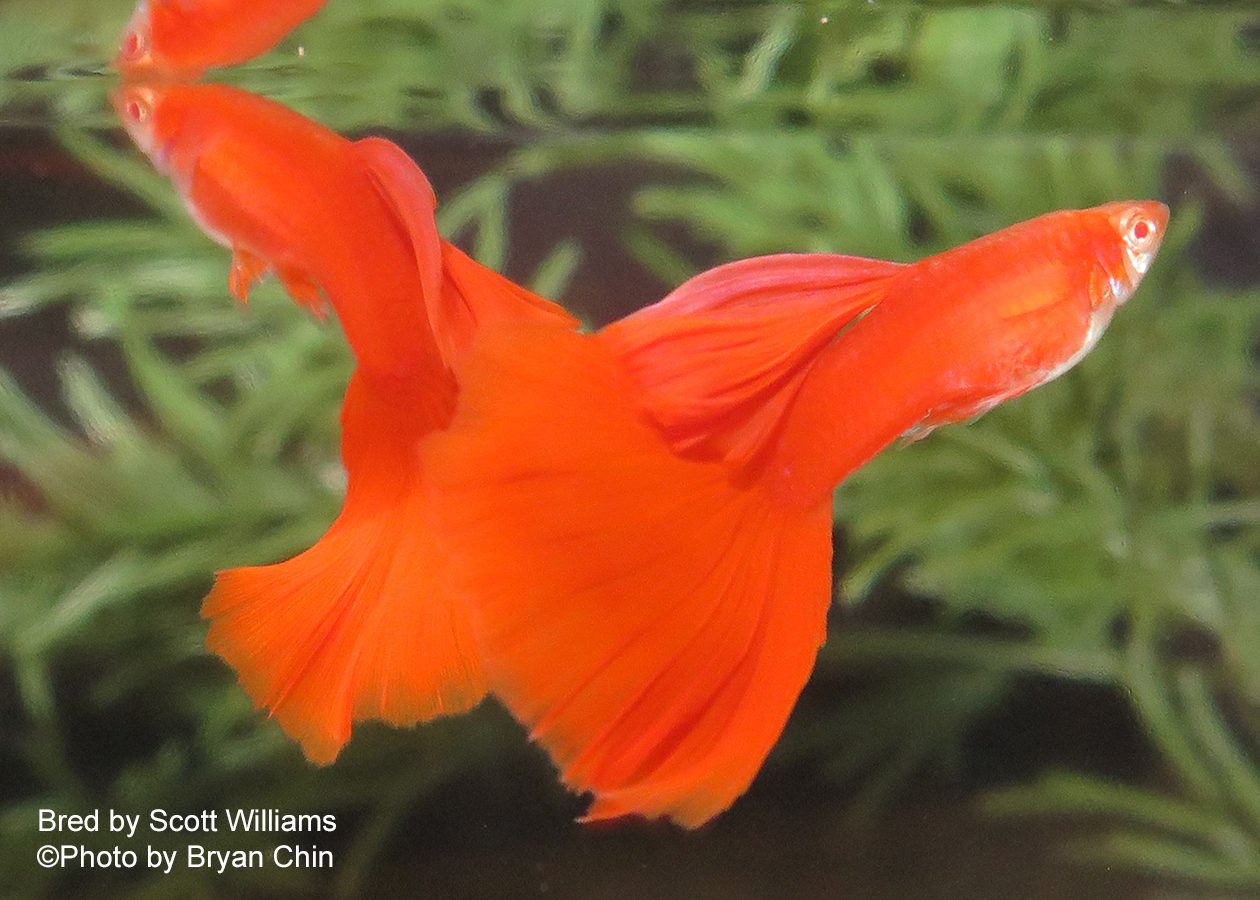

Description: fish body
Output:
[114,83,570,373]
[433,202,1167,826]
[116,81,576,762]
[115,0,330,80]
[607,202,1168,507]
[770,202,1165,506]
[113,82,445,384]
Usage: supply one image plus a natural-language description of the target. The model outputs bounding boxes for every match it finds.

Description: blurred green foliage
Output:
[1,1,1260,898]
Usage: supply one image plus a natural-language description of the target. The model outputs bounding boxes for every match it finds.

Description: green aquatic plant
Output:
[1,1,1259,898]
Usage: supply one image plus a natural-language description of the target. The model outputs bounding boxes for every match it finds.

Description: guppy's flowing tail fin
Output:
[430,321,833,826]
[204,373,485,764]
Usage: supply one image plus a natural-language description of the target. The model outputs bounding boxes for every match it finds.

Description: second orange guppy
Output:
[114,82,576,763]
[428,201,1167,827]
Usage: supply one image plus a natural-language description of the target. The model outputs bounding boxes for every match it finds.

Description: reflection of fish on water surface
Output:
[432,201,1168,826]
[111,81,576,766]
[115,0,332,80]
[110,0,1170,831]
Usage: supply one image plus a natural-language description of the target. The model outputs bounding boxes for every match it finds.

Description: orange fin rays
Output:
[227,247,269,302]
[430,323,833,826]
[601,253,904,471]
[276,265,326,315]
[579,510,830,826]
[565,501,833,827]
[624,253,903,319]
[436,242,580,360]
[203,373,484,764]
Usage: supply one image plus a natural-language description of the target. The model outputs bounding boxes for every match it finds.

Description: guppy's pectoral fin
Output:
[227,246,270,302]
[276,265,327,317]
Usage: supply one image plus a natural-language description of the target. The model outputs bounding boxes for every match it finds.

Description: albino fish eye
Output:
[1123,212,1159,251]
[119,88,156,128]
[120,29,148,60]
[125,94,151,124]
[1120,211,1161,276]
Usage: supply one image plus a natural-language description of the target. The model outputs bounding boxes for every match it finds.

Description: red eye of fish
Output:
[1123,213,1159,252]
[120,30,145,60]
[125,98,149,124]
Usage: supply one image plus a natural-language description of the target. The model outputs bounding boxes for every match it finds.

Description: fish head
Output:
[1094,200,1169,307]
[111,83,216,189]
[1009,200,1168,396]
[1037,199,1168,384]
[111,83,235,245]
[115,0,207,80]
[114,1,160,77]
[903,200,1168,438]
[111,83,181,171]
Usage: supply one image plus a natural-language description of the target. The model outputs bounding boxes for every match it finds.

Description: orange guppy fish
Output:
[425,201,1167,826]
[114,11,1168,827]
[116,0,331,80]
[113,82,575,764]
